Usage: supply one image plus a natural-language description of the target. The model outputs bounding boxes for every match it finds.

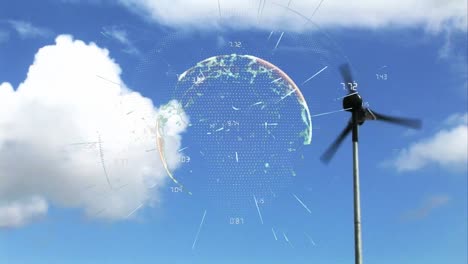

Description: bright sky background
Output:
[0,1,467,264]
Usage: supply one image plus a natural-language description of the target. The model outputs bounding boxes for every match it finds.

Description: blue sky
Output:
[0,1,467,264]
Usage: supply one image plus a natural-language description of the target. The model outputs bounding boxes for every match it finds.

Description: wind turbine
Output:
[321,64,422,264]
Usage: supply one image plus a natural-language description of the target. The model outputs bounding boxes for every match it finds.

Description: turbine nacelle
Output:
[342,92,363,112]
[320,63,422,164]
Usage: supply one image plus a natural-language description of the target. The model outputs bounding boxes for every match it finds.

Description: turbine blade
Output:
[320,121,352,164]
[339,63,354,94]
[368,109,422,129]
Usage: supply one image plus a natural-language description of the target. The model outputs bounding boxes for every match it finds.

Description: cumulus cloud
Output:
[0,35,186,228]
[402,194,451,221]
[393,113,467,172]
[0,197,48,228]
[8,20,53,39]
[118,0,467,32]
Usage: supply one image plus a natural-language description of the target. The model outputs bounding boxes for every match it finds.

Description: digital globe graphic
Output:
[157,54,312,212]
[74,1,354,252]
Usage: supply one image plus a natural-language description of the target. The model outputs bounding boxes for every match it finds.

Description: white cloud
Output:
[102,27,131,45]
[393,113,467,172]
[8,20,53,39]
[101,26,140,56]
[118,0,467,32]
[0,35,186,228]
[0,197,47,228]
[402,194,451,220]
[444,112,468,126]
[437,29,467,94]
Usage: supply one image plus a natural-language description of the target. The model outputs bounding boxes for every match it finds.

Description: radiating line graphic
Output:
[254,195,264,224]
[302,66,328,85]
[308,0,326,22]
[283,232,293,247]
[126,203,143,218]
[271,77,282,83]
[277,88,298,103]
[96,75,121,87]
[312,108,352,117]
[267,31,274,40]
[272,228,278,240]
[335,92,358,100]
[192,210,207,250]
[178,147,188,152]
[305,233,317,246]
[275,32,284,49]
[97,132,112,189]
[293,194,312,214]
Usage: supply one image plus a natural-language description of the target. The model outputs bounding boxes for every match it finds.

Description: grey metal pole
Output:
[353,140,363,264]
[352,112,363,264]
